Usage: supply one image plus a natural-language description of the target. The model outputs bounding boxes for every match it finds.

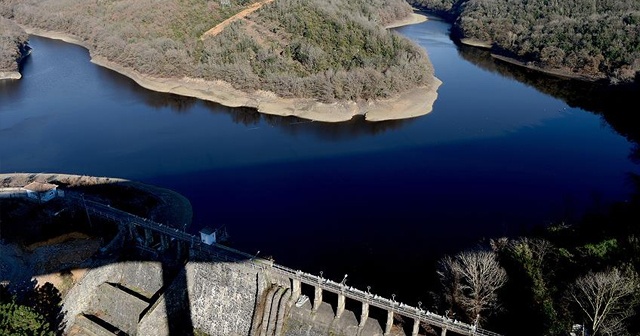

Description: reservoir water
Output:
[1,15,638,304]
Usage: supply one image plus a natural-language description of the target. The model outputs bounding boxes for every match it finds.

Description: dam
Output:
[0,174,502,336]
[66,194,501,336]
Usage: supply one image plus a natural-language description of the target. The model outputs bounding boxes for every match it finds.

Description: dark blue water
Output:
[1,15,638,303]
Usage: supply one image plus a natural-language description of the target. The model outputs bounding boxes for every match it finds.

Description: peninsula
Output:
[0,0,442,122]
[0,17,29,80]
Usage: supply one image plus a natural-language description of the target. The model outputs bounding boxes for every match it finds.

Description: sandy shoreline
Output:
[456,37,604,82]
[490,53,603,81]
[20,16,441,123]
[386,12,429,29]
[0,71,21,80]
[459,38,492,49]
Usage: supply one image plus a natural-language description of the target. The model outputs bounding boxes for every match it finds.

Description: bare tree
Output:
[437,254,462,317]
[568,267,640,336]
[437,250,508,325]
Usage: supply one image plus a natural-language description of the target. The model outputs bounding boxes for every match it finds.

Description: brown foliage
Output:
[0,17,27,71]
[0,0,434,101]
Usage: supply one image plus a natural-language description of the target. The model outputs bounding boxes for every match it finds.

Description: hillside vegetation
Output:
[408,0,640,84]
[0,17,28,72]
[0,0,434,102]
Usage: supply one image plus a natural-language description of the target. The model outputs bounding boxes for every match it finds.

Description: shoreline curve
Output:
[19,18,441,123]
[457,37,605,82]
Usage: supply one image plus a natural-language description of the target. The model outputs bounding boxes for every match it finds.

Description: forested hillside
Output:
[0,17,28,73]
[425,177,640,336]
[408,0,640,84]
[0,0,434,102]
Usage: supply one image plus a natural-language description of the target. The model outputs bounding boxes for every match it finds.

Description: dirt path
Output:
[201,0,275,40]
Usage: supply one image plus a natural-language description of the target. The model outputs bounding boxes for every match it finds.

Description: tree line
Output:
[408,0,640,84]
[0,17,28,72]
[429,176,640,336]
[0,0,435,102]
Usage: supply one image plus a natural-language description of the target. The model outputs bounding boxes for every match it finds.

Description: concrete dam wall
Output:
[60,232,489,336]
[62,254,389,336]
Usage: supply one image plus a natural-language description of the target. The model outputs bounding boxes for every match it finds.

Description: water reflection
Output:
[93,59,415,139]
[456,44,640,148]
[0,56,30,108]
[0,80,23,109]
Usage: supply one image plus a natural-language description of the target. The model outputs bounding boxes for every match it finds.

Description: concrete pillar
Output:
[384,310,393,335]
[411,318,420,336]
[291,279,301,301]
[128,222,134,240]
[336,293,345,319]
[160,234,168,250]
[144,228,153,246]
[441,327,447,336]
[359,302,369,328]
[175,241,182,259]
[313,286,323,312]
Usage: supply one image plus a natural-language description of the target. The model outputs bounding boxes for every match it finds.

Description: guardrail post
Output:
[384,310,393,335]
[336,292,345,319]
[313,286,322,312]
[441,327,447,336]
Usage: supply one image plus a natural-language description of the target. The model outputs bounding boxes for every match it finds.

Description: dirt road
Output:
[201,0,275,39]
